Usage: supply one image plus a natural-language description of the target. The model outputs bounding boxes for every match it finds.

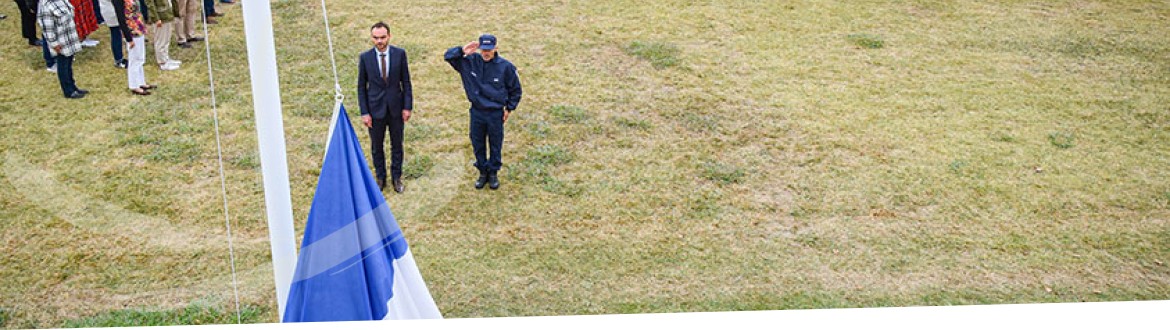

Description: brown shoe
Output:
[131,88,151,96]
[393,178,404,193]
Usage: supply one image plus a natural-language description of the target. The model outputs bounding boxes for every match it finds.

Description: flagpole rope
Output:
[200,6,244,324]
[319,0,343,103]
[317,0,345,162]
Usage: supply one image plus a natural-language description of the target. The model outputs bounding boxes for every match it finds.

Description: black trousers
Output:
[15,0,37,43]
[369,110,404,181]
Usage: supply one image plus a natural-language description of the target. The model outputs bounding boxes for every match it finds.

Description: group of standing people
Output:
[12,0,232,98]
[356,22,523,193]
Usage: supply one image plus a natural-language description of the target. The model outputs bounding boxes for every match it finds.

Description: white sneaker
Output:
[160,62,181,71]
[167,59,183,65]
[81,39,100,47]
[46,65,57,73]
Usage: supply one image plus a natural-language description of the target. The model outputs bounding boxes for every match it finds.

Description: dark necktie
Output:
[380,53,388,82]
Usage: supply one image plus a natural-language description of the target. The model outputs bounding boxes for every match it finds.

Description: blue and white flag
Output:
[283,103,442,322]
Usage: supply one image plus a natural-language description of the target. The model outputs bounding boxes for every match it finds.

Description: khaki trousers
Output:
[174,0,200,42]
[149,21,174,65]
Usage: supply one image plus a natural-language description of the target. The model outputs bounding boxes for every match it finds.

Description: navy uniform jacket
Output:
[358,46,413,119]
[444,46,522,111]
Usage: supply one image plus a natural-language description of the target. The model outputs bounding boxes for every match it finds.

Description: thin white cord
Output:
[318,0,345,161]
[319,0,343,102]
[200,5,243,324]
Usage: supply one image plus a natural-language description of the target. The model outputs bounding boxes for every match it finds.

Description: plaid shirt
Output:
[38,0,81,57]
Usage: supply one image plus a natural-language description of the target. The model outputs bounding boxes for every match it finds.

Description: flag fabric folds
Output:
[283,103,442,322]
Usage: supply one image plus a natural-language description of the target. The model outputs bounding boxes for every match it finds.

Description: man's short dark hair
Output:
[371,21,389,32]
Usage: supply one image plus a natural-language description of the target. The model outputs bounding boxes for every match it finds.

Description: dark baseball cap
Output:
[478,34,497,50]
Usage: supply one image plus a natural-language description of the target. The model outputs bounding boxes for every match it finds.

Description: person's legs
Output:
[151,21,173,65]
[485,110,505,188]
[186,0,200,35]
[16,0,37,44]
[388,112,405,182]
[174,0,195,43]
[469,109,490,174]
[109,26,124,65]
[369,116,388,186]
[128,36,146,89]
[55,55,78,96]
[174,0,186,42]
[41,35,55,69]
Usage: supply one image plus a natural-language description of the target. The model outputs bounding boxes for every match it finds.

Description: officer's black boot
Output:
[475,172,489,190]
[488,172,500,190]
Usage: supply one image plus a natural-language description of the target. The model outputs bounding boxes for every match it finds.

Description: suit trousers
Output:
[369,111,404,181]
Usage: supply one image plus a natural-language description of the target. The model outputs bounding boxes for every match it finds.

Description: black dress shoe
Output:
[76,89,89,96]
[377,178,386,191]
[474,174,488,189]
[393,178,404,193]
[188,37,205,42]
[66,91,85,99]
[488,174,500,190]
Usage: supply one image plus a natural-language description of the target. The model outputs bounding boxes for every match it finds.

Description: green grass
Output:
[403,154,435,180]
[547,105,590,123]
[846,33,885,49]
[700,161,745,185]
[2,0,1169,328]
[623,41,681,69]
[61,303,266,328]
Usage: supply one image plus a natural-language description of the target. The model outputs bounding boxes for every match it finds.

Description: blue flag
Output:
[283,103,442,322]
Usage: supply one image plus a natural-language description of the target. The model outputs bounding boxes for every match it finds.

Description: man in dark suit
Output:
[358,21,413,193]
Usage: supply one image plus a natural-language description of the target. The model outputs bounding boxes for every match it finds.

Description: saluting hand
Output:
[462,41,479,56]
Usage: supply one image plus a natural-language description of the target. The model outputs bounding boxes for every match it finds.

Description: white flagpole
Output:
[239,0,298,320]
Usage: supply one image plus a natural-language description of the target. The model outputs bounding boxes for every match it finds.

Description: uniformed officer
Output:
[444,34,523,190]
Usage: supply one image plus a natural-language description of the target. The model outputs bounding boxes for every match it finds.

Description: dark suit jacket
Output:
[358,46,413,119]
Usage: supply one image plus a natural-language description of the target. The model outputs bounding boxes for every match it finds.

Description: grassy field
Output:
[2,0,1169,327]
